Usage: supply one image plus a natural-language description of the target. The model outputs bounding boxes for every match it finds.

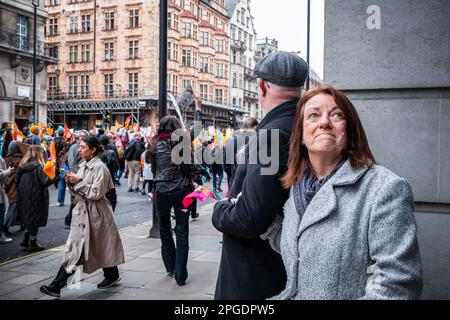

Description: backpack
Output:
[103,149,120,173]
[124,142,135,161]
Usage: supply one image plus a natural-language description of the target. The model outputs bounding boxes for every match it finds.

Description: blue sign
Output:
[29,115,35,124]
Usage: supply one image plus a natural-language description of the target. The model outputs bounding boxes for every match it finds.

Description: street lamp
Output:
[32,0,39,125]
[149,0,168,239]
[305,0,311,90]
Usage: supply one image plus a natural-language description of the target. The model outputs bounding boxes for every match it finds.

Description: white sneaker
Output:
[56,202,65,207]
[0,234,13,244]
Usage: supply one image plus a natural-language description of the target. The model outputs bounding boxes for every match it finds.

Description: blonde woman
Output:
[16,145,55,252]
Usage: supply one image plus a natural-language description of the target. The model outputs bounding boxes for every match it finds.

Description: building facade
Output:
[0,0,57,129]
[46,0,236,130]
[324,0,450,298]
[225,0,260,121]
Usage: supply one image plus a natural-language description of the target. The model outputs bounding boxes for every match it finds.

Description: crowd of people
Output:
[0,51,424,300]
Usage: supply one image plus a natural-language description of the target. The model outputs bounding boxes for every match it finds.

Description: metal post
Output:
[305,0,311,90]
[149,0,168,239]
[32,1,38,124]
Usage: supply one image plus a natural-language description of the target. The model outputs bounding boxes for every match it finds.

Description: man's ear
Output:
[258,79,267,97]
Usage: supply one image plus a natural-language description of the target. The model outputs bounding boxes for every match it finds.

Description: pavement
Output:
[0,202,222,300]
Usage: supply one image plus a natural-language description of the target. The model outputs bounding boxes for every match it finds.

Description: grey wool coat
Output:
[62,156,125,274]
[262,160,423,300]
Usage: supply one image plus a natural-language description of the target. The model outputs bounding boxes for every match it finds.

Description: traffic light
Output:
[227,110,236,128]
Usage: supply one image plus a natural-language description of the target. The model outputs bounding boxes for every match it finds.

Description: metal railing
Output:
[47,89,145,101]
[0,30,58,60]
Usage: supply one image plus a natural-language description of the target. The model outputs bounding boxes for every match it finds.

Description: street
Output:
[0,176,218,264]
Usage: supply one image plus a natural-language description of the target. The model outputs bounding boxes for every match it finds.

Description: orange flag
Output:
[124,116,132,130]
[43,161,56,179]
[63,124,71,141]
[12,122,25,141]
[49,140,57,163]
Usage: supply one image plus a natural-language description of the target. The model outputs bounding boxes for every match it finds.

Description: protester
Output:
[125,132,143,192]
[150,113,206,286]
[114,132,125,185]
[3,142,29,235]
[260,85,423,299]
[0,122,13,158]
[23,125,41,145]
[212,51,309,299]
[63,130,88,227]
[54,127,68,206]
[141,144,153,198]
[99,135,119,211]
[16,145,56,252]
[0,155,14,243]
[40,136,124,298]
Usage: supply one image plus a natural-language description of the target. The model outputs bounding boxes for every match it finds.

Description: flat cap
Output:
[254,51,309,87]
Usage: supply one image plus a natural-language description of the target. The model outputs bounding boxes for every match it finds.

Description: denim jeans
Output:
[0,203,5,234]
[57,178,66,204]
[212,172,224,190]
[156,186,192,285]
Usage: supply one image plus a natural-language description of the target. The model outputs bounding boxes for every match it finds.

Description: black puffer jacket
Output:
[16,161,55,228]
[152,136,207,193]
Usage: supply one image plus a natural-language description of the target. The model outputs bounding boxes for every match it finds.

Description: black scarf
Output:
[293,159,346,219]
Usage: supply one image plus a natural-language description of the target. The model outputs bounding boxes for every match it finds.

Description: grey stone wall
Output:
[324,0,450,206]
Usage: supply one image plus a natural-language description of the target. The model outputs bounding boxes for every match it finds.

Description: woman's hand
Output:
[65,172,81,185]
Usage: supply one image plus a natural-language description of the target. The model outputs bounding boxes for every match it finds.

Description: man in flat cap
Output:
[213,51,309,299]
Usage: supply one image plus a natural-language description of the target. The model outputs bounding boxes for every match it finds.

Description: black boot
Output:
[20,232,30,248]
[40,284,61,298]
[28,239,45,252]
[40,266,71,298]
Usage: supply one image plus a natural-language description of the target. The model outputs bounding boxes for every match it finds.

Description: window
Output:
[168,42,171,60]
[49,0,60,5]
[247,17,250,28]
[105,42,114,60]
[200,84,208,100]
[216,39,225,53]
[182,49,191,67]
[232,50,237,64]
[168,12,179,30]
[49,46,58,59]
[232,73,237,88]
[215,89,223,104]
[129,73,138,96]
[197,7,202,20]
[168,42,179,61]
[81,15,91,32]
[215,63,224,78]
[69,76,78,97]
[171,74,178,93]
[81,44,90,62]
[214,17,218,27]
[200,57,209,73]
[16,15,28,50]
[104,74,114,97]
[231,25,236,40]
[236,10,240,23]
[182,79,195,92]
[129,9,139,28]
[69,16,78,33]
[129,40,139,59]
[182,23,197,38]
[69,45,78,63]
[249,35,253,51]
[48,76,57,97]
[105,12,115,30]
[200,31,209,46]
[80,75,90,97]
[232,97,236,106]
[49,18,58,35]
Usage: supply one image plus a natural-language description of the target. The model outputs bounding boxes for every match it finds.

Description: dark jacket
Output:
[16,161,54,228]
[212,99,298,300]
[152,136,206,193]
[101,149,120,179]
[0,128,12,158]
[125,139,143,162]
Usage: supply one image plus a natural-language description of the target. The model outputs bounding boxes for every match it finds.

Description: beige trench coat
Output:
[62,156,125,274]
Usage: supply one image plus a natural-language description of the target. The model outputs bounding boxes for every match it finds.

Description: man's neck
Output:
[263,98,298,114]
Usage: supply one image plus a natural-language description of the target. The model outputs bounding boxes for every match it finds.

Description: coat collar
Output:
[296,159,370,236]
[83,156,101,170]
[257,99,298,129]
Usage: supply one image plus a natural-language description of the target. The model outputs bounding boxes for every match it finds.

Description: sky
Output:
[250,0,325,79]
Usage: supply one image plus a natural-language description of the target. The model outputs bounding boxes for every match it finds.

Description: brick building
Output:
[46,0,238,130]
